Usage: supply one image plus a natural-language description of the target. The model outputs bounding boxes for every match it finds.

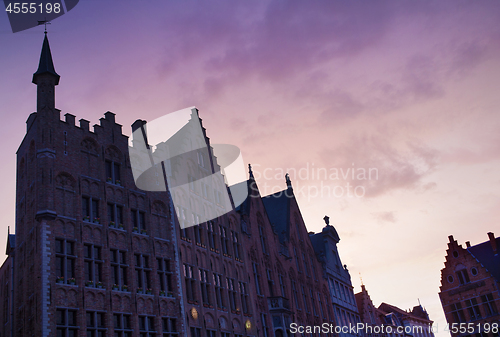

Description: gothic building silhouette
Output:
[0,33,366,337]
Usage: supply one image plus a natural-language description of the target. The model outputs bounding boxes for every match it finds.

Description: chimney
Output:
[466,241,471,248]
[487,232,497,254]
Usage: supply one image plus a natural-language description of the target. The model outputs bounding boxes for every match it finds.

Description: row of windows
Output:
[183,264,250,314]
[55,308,177,337]
[334,306,361,332]
[292,247,319,280]
[250,261,331,321]
[56,239,173,295]
[449,293,499,323]
[82,197,147,230]
[180,221,242,260]
[329,278,356,306]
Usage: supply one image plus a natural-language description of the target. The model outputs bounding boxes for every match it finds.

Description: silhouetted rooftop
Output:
[262,190,291,243]
[468,235,500,281]
[33,33,60,85]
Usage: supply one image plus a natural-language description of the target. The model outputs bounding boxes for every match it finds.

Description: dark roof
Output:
[309,233,324,258]
[411,305,430,320]
[468,236,500,281]
[6,234,15,255]
[261,189,292,243]
[379,302,433,323]
[235,178,255,215]
[33,33,60,85]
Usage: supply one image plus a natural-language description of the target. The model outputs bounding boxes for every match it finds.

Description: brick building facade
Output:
[438,232,500,337]
[1,32,182,337]
[0,32,347,337]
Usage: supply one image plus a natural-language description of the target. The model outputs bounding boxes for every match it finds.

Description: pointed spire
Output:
[248,163,254,179]
[32,32,59,85]
[285,173,292,189]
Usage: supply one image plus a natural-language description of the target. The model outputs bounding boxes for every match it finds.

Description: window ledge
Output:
[105,181,124,188]
[56,283,78,287]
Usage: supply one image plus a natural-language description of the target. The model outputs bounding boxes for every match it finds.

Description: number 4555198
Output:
[445,322,498,334]
[5,2,61,14]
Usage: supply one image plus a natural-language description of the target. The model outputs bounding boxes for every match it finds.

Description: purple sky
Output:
[2,1,500,334]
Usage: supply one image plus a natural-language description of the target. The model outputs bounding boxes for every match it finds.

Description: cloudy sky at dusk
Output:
[2,1,500,335]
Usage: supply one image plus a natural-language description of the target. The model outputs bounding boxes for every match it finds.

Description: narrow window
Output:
[162,317,178,337]
[105,160,121,185]
[227,278,238,312]
[56,308,78,337]
[111,249,128,290]
[253,263,262,296]
[266,269,274,297]
[481,293,499,316]
[184,264,197,303]
[131,209,147,233]
[82,196,100,223]
[200,269,211,306]
[55,239,76,284]
[113,313,132,337]
[157,258,173,297]
[214,273,225,309]
[139,315,156,337]
[84,244,102,287]
[239,281,250,314]
[135,254,151,294]
[86,311,105,337]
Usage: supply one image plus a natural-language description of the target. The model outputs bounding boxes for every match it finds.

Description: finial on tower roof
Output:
[323,215,330,225]
[248,163,254,179]
[285,173,292,189]
[37,18,51,33]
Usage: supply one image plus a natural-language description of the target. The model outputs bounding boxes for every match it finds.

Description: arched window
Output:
[455,265,470,285]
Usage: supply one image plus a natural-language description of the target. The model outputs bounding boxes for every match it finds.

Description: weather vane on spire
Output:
[37,18,51,33]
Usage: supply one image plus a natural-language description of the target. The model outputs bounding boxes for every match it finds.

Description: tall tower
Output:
[11,33,182,337]
[14,31,63,337]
